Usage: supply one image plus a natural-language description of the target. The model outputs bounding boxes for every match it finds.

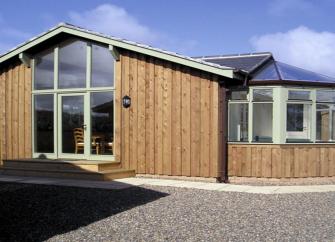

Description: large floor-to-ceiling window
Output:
[32,38,115,159]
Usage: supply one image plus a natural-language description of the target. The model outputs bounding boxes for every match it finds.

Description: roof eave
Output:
[249,79,335,87]
[0,24,234,79]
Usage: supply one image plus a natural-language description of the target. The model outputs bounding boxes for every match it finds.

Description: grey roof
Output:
[0,23,234,74]
[195,52,272,72]
[252,60,335,84]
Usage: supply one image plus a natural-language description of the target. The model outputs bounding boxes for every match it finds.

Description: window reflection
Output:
[61,96,84,154]
[253,103,273,142]
[34,49,54,90]
[92,44,114,87]
[34,95,54,153]
[229,103,248,142]
[286,103,311,140]
[59,40,87,88]
[91,92,114,155]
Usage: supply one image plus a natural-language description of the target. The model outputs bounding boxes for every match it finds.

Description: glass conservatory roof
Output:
[252,61,335,84]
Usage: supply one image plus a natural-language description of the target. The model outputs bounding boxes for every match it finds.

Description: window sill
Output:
[252,141,273,143]
[286,139,313,143]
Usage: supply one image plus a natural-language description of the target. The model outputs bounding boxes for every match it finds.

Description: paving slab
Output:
[0,175,335,194]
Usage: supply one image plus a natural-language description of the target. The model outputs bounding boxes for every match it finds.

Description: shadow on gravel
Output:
[0,182,168,242]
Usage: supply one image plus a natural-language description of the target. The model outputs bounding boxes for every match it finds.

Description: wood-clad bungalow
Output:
[0,23,334,181]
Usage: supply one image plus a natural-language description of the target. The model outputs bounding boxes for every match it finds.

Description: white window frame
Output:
[228,86,335,144]
[286,89,313,142]
[228,90,249,142]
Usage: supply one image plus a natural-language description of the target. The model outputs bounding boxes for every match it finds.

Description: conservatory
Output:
[229,60,335,144]
[226,58,335,178]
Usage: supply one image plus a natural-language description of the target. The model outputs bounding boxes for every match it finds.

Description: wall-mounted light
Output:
[122,95,131,108]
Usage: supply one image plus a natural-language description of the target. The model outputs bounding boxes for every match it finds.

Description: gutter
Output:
[223,87,229,183]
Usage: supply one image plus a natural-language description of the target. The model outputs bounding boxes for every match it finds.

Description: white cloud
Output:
[2,4,198,55]
[250,26,335,77]
[268,0,316,16]
[69,4,158,44]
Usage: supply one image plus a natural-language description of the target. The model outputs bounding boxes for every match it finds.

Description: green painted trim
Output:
[109,45,120,61]
[32,87,115,94]
[0,25,234,79]
[32,41,116,160]
[273,87,286,143]
[54,47,59,90]
[19,53,31,67]
[57,93,86,159]
[86,44,92,89]
[0,27,64,63]
[248,90,253,143]
[310,89,317,141]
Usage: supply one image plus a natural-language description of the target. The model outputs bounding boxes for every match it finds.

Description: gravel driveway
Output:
[0,181,334,242]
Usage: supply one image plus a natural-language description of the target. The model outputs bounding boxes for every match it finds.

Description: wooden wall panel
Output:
[137,55,146,174]
[0,61,32,165]
[181,68,191,176]
[171,65,182,176]
[121,54,130,169]
[114,55,122,163]
[117,51,225,178]
[190,72,201,177]
[0,69,5,164]
[145,57,155,174]
[228,144,335,178]
[162,63,172,175]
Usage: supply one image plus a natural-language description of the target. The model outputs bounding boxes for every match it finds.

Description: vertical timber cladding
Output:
[116,50,226,178]
[228,144,335,178]
[0,61,32,165]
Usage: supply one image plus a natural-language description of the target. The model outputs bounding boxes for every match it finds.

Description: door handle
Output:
[82,124,87,130]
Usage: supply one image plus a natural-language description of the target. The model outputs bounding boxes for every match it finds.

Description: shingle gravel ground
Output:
[0,182,334,242]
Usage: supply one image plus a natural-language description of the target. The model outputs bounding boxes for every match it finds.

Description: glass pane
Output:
[230,90,248,100]
[92,44,114,87]
[253,89,273,101]
[252,62,280,80]
[253,103,273,142]
[62,96,84,154]
[91,92,114,155]
[286,103,311,140]
[229,103,248,141]
[316,90,335,103]
[316,104,335,141]
[34,49,54,90]
[288,90,310,100]
[59,40,87,89]
[34,95,54,153]
[277,61,335,84]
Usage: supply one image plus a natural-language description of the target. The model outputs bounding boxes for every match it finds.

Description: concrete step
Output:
[0,167,135,181]
[3,159,121,172]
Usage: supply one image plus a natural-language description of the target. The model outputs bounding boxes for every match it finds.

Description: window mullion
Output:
[248,90,253,143]
[87,43,92,89]
[54,46,59,90]
[311,89,316,142]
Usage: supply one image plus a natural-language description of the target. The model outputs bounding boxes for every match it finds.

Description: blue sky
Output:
[1,0,335,75]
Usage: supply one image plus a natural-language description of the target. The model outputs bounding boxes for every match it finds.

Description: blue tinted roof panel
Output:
[251,62,280,80]
[276,62,335,83]
[252,61,335,84]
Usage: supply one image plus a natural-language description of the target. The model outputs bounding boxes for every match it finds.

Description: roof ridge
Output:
[195,52,273,60]
[0,22,235,74]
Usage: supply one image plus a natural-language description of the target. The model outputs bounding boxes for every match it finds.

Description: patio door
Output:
[286,103,311,140]
[58,93,89,159]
